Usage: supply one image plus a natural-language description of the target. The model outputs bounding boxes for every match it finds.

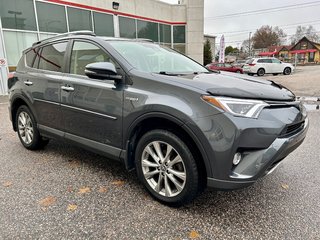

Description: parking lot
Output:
[0,66,320,239]
[261,65,320,97]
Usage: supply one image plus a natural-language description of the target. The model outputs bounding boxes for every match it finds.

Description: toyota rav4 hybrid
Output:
[8,32,308,206]
[243,57,294,76]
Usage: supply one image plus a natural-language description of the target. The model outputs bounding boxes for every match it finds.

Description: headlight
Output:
[202,96,269,118]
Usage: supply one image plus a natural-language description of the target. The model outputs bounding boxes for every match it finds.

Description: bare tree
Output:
[291,25,319,44]
[241,39,253,54]
[252,25,285,49]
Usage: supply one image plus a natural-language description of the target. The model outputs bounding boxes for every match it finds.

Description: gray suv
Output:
[8,31,308,206]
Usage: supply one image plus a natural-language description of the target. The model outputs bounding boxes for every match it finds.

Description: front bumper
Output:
[207,117,308,189]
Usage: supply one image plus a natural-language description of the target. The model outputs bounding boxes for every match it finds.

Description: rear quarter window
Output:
[247,59,254,64]
[25,48,38,68]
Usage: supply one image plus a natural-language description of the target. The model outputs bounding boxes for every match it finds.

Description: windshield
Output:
[109,41,208,74]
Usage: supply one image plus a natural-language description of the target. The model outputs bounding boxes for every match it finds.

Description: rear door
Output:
[23,41,68,132]
[61,40,123,155]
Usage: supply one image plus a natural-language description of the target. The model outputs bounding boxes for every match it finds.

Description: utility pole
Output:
[248,32,252,57]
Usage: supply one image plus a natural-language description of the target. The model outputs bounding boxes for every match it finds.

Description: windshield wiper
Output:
[158,71,211,76]
[158,71,190,76]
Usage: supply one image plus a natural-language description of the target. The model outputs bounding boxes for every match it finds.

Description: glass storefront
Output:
[3,31,38,66]
[0,0,186,68]
[137,20,158,42]
[93,12,114,37]
[0,0,37,31]
[36,2,67,33]
[67,7,92,32]
[119,16,136,39]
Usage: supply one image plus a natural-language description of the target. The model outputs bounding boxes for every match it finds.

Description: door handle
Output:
[24,80,33,86]
[61,86,74,92]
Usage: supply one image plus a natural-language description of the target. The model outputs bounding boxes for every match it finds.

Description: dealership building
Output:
[0,0,204,95]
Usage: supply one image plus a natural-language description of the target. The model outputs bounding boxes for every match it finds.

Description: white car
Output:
[243,57,294,76]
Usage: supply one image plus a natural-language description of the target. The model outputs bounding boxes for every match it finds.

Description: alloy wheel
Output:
[141,141,186,197]
[18,111,34,145]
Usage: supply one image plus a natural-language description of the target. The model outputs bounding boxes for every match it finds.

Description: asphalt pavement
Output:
[0,96,319,239]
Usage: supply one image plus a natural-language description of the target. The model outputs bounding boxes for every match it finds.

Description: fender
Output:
[121,111,212,177]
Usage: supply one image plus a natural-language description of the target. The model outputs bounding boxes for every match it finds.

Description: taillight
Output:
[8,72,14,79]
[248,64,255,66]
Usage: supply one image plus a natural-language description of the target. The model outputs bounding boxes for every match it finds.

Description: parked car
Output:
[232,59,247,68]
[206,62,243,73]
[243,57,294,76]
[8,31,308,206]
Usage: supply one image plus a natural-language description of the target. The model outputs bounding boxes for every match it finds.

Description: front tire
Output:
[16,105,49,150]
[135,130,200,206]
[283,67,291,75]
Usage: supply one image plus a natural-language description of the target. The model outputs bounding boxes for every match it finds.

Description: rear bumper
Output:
[207,117,309,190]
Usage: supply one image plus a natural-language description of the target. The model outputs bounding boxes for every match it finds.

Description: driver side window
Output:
[70,41,112,76]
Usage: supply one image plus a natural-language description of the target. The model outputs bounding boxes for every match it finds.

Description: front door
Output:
[61,40,123,153]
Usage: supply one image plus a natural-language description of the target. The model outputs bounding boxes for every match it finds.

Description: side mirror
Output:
[85,62,122,81]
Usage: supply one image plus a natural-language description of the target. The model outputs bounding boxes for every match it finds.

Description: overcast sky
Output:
[160,0,320,47]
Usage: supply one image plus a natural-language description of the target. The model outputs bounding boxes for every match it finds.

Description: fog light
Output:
[233,152,242,165]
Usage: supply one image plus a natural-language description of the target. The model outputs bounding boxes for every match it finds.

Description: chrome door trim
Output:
[34,98,117,120]
[61,104,117,120]
[34,98,60,105]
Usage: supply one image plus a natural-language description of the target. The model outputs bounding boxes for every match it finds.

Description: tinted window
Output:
[137,20,158,42]
[38,42,68,72]
[36,2,67,33]
[0,0,37,30]
[93,12,114,37]
[173,26,186,54]
[257,59,265,63]
[119,17,136,39]
[265,59,272,63]
[272,59,281,64]
[159,24,171,44]
[67,7,92,32]
[70,41,111,76]
[25,48,38,67]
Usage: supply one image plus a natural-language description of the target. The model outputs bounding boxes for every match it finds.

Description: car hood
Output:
[162,72,295,101]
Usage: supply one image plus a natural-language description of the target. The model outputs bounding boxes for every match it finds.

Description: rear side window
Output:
[25,48,38,67]
[257,59,265,63]
[38,42,68,72]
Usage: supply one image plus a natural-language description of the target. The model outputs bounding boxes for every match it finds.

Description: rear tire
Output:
[236,70,241,73]
[16,105,49,150]
[257,68,265,76]
[283,67,291,75]
[135,129,200,207]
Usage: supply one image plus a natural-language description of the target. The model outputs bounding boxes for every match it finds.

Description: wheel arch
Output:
[122,112,211,185]
[10,95,37,131]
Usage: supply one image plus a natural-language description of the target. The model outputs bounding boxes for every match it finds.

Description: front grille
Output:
[280,121,305,137]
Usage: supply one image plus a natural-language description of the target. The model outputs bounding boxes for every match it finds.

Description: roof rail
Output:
[135,38,153,42]
[32,31,96,46]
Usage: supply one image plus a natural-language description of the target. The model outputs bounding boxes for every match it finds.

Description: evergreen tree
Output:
[203,39,213,65]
